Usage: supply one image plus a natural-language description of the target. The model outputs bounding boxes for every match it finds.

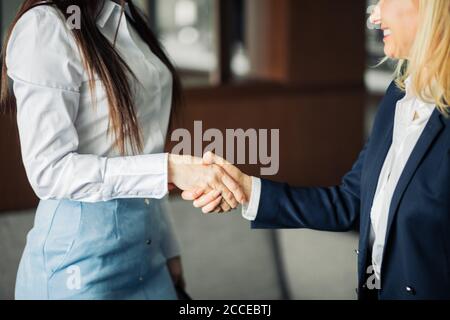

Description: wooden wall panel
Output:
[247,0,366,87]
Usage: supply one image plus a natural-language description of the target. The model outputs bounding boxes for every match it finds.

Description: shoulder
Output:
[6,5,83,90]
[7,5,73,51]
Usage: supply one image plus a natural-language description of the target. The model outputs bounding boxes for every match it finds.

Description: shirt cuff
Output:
[242,177,261,221]
[103,153,169,199]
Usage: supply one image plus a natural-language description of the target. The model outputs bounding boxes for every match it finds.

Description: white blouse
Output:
[6,1,179,256]
[6,1,173,202]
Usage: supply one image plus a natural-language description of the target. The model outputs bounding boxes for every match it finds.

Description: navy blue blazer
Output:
[253,81,450,300]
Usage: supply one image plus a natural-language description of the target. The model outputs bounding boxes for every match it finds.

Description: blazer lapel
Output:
[359,85,403,280]
[359,121,393,271]
[382,108,444,256]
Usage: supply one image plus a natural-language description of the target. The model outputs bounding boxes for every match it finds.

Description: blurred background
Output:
[0,0,395,300]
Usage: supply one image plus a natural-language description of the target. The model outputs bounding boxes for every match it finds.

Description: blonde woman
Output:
[186,0,450,300]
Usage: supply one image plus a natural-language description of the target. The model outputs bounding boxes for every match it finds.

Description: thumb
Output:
[204,152,242,181]
[203,151,228,165]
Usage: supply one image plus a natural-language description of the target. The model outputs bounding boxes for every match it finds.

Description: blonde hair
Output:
[393,0,449,117]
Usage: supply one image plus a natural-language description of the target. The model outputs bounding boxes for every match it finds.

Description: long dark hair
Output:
[0,0,182,156]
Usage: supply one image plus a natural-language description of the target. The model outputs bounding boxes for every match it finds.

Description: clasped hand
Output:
[168,152,252,213]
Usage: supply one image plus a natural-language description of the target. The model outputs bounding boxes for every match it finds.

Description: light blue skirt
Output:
[15,198,178,300]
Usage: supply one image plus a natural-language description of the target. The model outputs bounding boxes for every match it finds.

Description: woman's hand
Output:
[168,154,246,213]
[181,152,253,214]
[166,256,185,289]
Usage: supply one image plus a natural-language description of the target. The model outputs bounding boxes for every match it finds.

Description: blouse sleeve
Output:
[6,7,168,202]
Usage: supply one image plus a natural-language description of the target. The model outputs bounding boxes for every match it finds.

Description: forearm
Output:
[25,151,169,202]
[251,179,360,231]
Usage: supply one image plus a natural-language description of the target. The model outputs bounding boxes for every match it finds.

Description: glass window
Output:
[154,0,217,86]
[229,0,250,78]
[151,0,250,87]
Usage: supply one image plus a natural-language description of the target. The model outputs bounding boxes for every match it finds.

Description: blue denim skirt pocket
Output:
[43,200,82,279]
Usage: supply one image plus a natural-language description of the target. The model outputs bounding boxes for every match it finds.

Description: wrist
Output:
[241,174,253,204]
[168,154,180,184]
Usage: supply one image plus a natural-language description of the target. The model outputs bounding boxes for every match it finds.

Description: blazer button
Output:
[144,199,151,205]
[405,286,416,295]
[146,239,152,245]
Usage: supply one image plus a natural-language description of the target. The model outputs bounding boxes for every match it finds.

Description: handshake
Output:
[168,152,253,213]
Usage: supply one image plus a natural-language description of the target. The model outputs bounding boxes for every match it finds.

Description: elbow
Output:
[24,152,81,201]
[28,170,60,200]
[25,160,64,200]
[25,160,107,203]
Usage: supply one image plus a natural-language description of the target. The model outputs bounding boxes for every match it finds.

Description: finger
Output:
[202,196,223,214]
[208,172,239,209]
[182,188,204,201]
[221,187,238,209]
[202,151,215,165]
[193,190,221,208]
[181,191,194,201]
[222,174,247,204]
[209,180,236,210]
[220,199,232,212]
[203,151,229,166]
[213,207,222,214]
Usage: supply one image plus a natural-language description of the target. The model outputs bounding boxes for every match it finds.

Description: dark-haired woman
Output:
[1,0,244,300]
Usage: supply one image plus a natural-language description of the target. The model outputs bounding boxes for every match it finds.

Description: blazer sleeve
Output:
[252,138,369,232]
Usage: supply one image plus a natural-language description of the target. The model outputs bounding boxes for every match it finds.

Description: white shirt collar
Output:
[401,76,435,125]
[404,76,414,98]
[96,0,130,29]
